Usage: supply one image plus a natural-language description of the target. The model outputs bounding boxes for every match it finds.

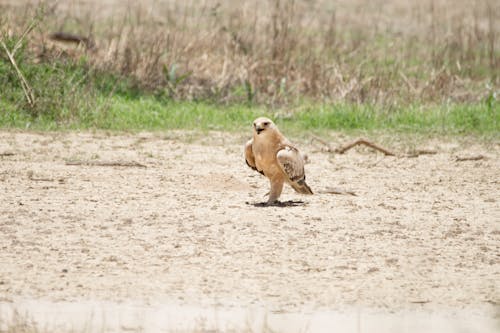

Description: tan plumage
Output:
[245,117,313,204]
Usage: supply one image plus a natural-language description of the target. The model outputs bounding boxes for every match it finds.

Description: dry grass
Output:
[1,0,499,106]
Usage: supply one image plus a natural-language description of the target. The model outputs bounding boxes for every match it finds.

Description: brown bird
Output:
[245,117,313,205]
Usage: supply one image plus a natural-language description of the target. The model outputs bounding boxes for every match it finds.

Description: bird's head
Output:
[253,117,276,136]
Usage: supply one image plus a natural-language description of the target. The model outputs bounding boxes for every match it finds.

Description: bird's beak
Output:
[254,123,264,135]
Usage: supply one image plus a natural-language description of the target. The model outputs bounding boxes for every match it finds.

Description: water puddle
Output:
[0,299,498,333]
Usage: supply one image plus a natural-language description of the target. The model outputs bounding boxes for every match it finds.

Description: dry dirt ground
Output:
[0,130,498,317]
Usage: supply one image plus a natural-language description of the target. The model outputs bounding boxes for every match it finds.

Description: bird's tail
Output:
[291,179,313,195]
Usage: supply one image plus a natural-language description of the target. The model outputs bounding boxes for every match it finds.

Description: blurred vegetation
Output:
[0,0,498,135]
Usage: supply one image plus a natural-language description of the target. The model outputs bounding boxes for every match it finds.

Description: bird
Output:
[245,117,313,205]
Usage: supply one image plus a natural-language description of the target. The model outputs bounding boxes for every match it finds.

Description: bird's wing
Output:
[277,145,313,194]
[276,145,304,182]
[245,139,263,175]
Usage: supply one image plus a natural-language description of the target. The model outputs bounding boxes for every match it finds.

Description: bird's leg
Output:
[267,179,284,204]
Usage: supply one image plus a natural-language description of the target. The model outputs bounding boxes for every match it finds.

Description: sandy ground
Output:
[0,130,499,318]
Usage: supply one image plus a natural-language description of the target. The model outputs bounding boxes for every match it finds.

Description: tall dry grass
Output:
[1,0,499,106]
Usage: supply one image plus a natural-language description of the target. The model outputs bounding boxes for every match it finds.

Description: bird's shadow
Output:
[246,200,306,207]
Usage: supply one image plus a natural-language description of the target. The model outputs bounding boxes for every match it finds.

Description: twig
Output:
[28,170,54,182]
[409,300,430,304]
[0,9,42,107]
[398,71,417,93]
[319,187,357,196]
[65,160,147,168]
[29,176,54,182]
[336,138,396,156]
[403,149,438,158]
[26,171,64,182]
[455,155,486,162]
[1,40,35,107]
[311,134,334,152]
[11,17,39,57]
[0,152,15,157]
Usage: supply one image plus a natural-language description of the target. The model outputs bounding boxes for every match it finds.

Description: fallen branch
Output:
[65,160,147,168]
[311,135,438,158]
[455,155,486,162]
[335,138,396,156]
[49,32,95,50]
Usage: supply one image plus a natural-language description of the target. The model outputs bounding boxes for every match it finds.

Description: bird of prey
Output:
[245,117,313,205]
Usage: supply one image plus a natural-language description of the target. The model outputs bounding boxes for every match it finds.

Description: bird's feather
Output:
[277,146,313,195]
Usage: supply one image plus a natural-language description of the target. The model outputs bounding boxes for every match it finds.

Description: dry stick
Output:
[336,138,396,156]
[0,152,15,157]
[11,18,38,57]
[403,149,438,158]
[311,134,334,152]
[29,176,55,182]
[65,160,147,168]
[319,187,357,196]
[455,155,486,162]
[398,71,417,94]
[1,40,35,107]
[409,300,430,304]
[0,12,40,106]
[413,149,437,155]
[11,4,45,56]
[312,136,440,158]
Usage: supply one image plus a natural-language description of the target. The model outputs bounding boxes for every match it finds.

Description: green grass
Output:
[285,103,499,135]
[0,42,498,137]
[2,93,498,137]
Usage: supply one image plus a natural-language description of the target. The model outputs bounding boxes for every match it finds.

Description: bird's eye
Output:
[263,122,269,126]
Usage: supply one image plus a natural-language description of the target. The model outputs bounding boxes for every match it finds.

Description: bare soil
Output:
[0,130,498,313]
